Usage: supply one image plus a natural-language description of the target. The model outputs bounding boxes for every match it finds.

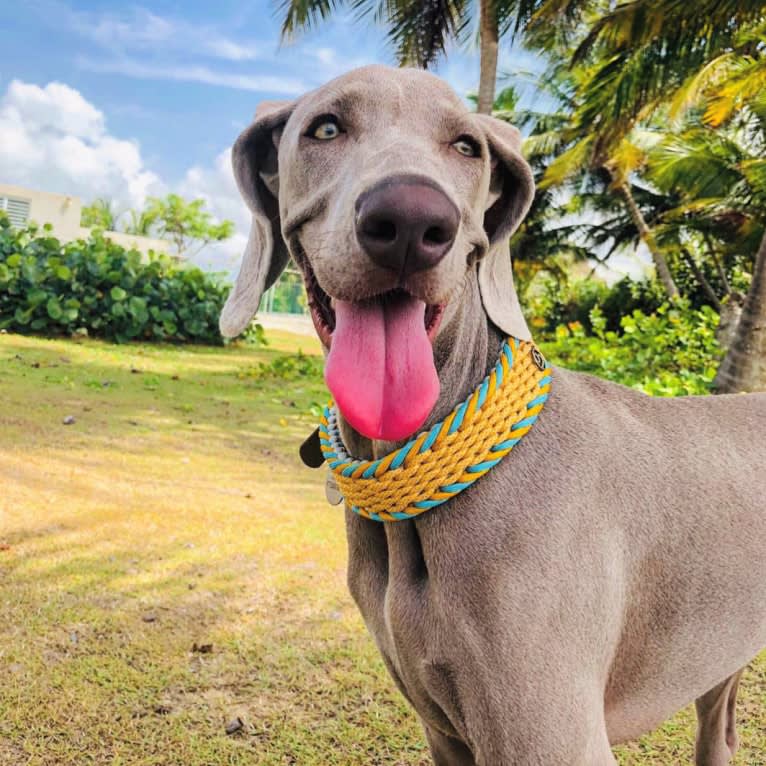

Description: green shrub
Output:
[261,270,308,314]
[541,300,721,396]
[246,351,324,382]
[0,215,253,345]
[528,276,667,336]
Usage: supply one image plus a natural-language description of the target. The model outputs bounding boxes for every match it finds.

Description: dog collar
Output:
[317,338,551,522]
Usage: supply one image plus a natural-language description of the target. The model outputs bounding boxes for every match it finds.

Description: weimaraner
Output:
[220,65,766,765]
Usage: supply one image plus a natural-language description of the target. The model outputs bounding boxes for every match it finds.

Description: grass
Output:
[0,330,763,765]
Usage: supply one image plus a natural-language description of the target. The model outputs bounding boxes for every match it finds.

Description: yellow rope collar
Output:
[318,338,551,522]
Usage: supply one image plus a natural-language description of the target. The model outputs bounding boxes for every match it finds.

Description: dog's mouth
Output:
[303,259,445,349]
[300,257,445,442]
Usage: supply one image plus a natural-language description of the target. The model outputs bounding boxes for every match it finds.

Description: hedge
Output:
[0,215,248,345]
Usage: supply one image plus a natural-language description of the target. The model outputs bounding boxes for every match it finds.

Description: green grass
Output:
[0,331,763,765]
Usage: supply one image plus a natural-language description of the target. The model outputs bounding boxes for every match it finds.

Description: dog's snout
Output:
[355,177,459,276]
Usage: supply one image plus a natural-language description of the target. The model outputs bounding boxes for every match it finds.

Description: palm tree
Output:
[530,3,766,388]
[650,46,766,390]
[80,198,119,232]
[123,210,155,237]
[715,233,766,391]
[276,0,540,113]
[520,50,681,296]
[484,84,596,289]
[554,0,766,139]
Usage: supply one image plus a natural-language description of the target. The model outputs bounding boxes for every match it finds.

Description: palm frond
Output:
[605,138,646,184]
[540,135,594,188]
[380,0,470,68]
[495,0,544,41]
[646,129,746,200]
[566,7,765,146]
[704,56,766,126]
[575,0,765,62]
[669,53,737,121]
[522,129,571,160]
[277,0,347,38]
[740,158,766,207]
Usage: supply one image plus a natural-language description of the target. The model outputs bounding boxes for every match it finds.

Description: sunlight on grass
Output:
[0,331,763,765]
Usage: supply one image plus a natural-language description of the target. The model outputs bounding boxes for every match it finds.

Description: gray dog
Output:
[220,66,766,765]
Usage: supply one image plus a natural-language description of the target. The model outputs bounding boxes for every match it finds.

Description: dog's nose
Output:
[355,177,459,276]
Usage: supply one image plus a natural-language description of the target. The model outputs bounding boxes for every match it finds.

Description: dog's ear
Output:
[474,113,535,341]
[220,100,295,338]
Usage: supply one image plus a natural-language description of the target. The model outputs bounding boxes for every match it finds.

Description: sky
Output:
[0,0,548,274]
[0,0,648,281]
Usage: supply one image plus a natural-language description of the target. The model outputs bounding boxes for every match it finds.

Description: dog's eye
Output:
[308,116,342,141]
[452,136,480,158]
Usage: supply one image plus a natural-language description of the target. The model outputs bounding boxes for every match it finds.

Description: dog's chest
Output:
[346,518,474,739]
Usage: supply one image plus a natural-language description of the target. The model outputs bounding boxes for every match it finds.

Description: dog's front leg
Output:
[424,726,476,766]
[695,668,746,766]
[455,689,618,766]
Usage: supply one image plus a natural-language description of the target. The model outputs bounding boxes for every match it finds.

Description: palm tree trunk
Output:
[681,248,721,311]
[617,182,679,299]
[714,229,766,393]
[477,0,498,114]
[704,232,732,296]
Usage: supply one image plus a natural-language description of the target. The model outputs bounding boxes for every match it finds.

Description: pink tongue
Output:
[325,295,439,442]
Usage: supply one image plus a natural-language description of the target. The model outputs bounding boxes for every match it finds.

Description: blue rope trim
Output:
[421,421,443,452]
[390,440,415,469]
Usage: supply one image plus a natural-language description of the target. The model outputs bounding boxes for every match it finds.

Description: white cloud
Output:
[47,2,383,98]
[74,43,376,97]
[68,6,261,63]
[179,149,250,273]
[2,80,104,141]
[0,80,162,210]
[0,78,245,272]
[304,46,377,81]
[77,57,308,96]
[206,39,261,63]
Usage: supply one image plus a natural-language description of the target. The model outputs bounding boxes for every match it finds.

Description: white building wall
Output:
[0,182,170,256]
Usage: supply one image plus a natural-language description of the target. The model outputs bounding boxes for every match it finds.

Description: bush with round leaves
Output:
[0,215,257,345]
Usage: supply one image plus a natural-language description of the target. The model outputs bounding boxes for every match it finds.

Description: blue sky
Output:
[0,0,648,282]
[0,1,545,270]
[0,4,540,173]
[2,2,653,282]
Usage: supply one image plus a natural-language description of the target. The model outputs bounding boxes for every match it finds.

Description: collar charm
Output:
[317,338,551,522]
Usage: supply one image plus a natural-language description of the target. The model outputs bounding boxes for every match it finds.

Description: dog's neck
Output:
[338,272,503,461]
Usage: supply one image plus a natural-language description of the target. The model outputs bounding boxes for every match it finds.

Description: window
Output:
[0,195,31,228]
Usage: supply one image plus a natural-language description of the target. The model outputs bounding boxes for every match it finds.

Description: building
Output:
[0,182,170,256]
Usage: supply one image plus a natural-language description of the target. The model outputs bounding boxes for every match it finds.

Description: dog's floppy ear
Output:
[220,100,295,337]
[474,113,535,341]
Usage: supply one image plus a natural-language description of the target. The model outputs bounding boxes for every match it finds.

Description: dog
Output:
[220,65,766,765]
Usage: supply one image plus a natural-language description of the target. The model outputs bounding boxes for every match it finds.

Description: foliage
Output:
[278,0,472,68]
[528,276,666,335]
[141,193,235,258]
[276,1,540,114]
[80,193,235,259]
[0,215,254,346]
[124,208,155,236]
[247,350,324,383]
[261,269,308,314]
[542,301,722,396]
[80,198,119,231]
[567,0,766,134]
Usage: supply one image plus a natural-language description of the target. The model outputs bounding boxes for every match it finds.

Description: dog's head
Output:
[221,65,534,442]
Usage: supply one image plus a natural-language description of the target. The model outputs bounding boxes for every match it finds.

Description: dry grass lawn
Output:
[0,331,763,765]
